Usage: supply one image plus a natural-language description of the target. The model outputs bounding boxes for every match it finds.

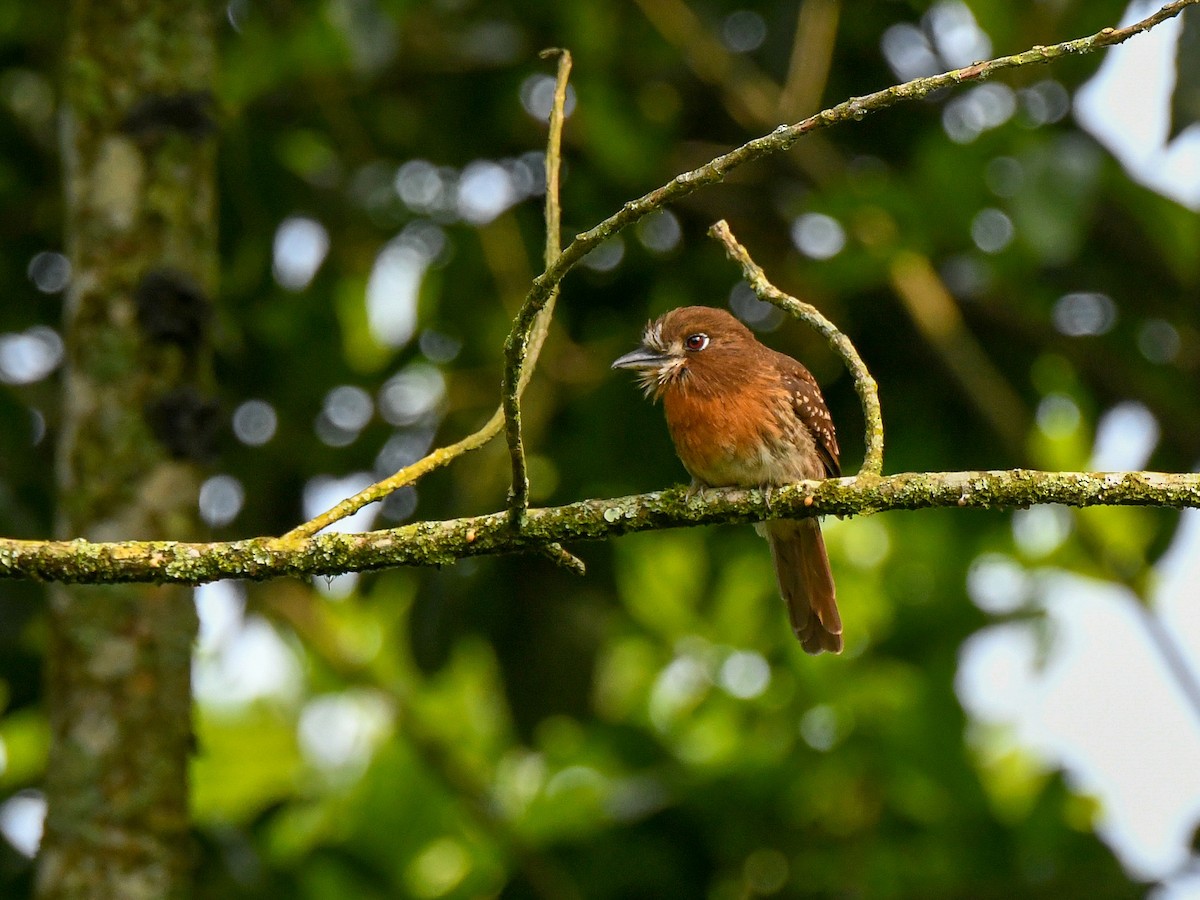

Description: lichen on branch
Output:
[4,469,1199,585]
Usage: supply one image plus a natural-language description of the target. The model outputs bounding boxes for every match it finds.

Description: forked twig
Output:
[504,48,572,527]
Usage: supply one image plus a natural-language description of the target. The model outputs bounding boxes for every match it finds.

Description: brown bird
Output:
[613,306,842,654]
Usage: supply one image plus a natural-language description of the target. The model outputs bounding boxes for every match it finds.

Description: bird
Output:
[612,305,842,654]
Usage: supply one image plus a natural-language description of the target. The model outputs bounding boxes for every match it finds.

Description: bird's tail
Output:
[759,519,843,655]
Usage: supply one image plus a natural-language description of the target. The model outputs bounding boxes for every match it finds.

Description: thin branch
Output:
[281,0,1195,541]
[5,470,1200,585]
[709,220,884,476]
[1065,516,1200,732]
[1133,590,1200,729]
[537,541,587,575]
[281,424,501,540]
[504,48,572,528]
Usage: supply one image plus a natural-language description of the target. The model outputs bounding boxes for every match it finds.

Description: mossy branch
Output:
[4,470,1199,585]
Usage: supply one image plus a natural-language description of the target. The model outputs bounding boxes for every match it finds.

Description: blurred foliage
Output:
[2,0,1199,896]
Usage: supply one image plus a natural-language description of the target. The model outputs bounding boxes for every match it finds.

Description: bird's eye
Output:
[684,333,709,352]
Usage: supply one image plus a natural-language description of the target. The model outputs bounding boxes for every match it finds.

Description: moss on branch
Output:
[3,469,1198,586]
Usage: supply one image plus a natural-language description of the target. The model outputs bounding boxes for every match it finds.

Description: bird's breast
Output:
[662,382,821,487]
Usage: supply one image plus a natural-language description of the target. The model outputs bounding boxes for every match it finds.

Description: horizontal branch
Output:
[2,469,1197,586]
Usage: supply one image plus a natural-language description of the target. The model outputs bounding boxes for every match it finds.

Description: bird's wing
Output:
[776,353,841,478]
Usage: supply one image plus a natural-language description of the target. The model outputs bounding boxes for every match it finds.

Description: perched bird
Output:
[612,306,842,654]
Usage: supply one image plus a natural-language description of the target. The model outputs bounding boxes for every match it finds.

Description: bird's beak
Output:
[612,345,670,370]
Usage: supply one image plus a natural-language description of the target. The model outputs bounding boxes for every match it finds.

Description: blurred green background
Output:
[2,0,1200,896]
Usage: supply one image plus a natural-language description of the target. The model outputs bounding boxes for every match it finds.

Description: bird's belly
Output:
[689,440,795,486]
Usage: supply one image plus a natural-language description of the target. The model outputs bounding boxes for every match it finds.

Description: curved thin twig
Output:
[709,220,884,476]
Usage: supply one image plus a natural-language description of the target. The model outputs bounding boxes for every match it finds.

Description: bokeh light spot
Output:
[323,384,373,432]
[729,282,783,332]
[457,159,516,225]
[925,0,990,66]
[799,704,841,751]
[378,363,446,426]
[1036,393,1081,438]
[1137,319,1180,364]
[0,327,64,385]
[406,837,471,899]
[1012,505,1072,558]
[718,651,770,699]
[231,399,278,446]
[272,216,329,291]
[943,84,1017,144]
[1052,292,1116,337]
[970,208,1014,253]
[1020,79,1071,126]
[1090,401,1159,472]
[967,553,1030,614]
[636,209,682,254]
[519,73,576,122]
[298,691,391,773]
[27,251,70,293]
[721,10,767,53]
[0,791,45,858]
[199,474,245,527]
[790,213,845,259]
[581,237,625,272]
[881,24,940,81]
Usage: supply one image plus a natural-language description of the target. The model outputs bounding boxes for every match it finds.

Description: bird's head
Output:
[612,305,758,399]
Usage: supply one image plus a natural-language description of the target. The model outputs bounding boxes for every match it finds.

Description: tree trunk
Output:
[38,2,216,897]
